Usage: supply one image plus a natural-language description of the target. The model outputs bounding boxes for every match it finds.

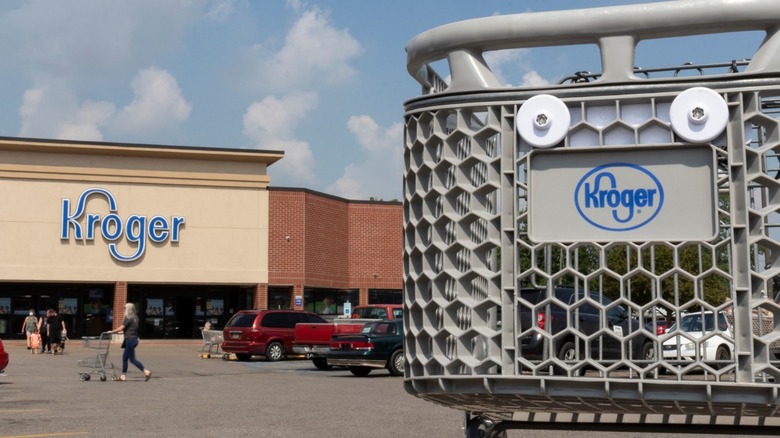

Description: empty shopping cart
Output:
[78,332,116,382]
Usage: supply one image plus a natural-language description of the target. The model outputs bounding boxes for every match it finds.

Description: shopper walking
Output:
[38,313,49,353]
[47,308,66,355]
[108,303,151,382]
[22,309,38,351]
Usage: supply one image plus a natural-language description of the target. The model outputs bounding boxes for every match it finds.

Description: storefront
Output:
[0,137,282,339]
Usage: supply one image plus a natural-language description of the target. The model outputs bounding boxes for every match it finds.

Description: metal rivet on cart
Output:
[516,94,571,148]
[670,87,727,143]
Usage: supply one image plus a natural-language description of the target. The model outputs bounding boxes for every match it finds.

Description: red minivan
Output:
[221,310,326,361]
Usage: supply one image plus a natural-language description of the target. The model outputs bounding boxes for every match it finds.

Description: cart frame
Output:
[200,328,226,359]
[77,332,116,382]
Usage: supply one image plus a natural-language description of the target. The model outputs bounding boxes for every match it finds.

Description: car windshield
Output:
[670,313,727,332]
[369,322,397,335]
[226,313,256,328]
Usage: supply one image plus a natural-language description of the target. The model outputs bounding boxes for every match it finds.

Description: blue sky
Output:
[0,0,765,200]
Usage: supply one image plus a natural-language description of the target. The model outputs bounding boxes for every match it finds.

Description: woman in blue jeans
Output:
[109,303,152,382]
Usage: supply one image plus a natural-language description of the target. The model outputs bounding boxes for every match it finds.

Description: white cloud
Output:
[110,67,192,135]
[242,92,319,144]
[234,6,362,92]
[205,0,237,21]
[270,139,318,185]
[520,71,550,87]
[18,68,191,142]
[484,49,550,87]
[57,101,117,141]
[326,116,404,200]
[0,1,203,84]
[18,79,115,141]
[243,92,320,186]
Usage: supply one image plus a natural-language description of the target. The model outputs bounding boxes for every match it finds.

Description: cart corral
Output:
[402,1,780,436]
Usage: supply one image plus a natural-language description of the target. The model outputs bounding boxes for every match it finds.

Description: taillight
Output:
[537,312,552,331]
[351,341,374,351]
[330,340,374,351]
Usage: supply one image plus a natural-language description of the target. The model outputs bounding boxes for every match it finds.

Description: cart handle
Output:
[406,0,780,92]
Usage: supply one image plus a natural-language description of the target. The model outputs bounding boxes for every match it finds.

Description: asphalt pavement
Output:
[0,338,769,438]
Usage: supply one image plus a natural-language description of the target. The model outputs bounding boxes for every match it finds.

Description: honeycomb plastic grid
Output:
[403,82,780,417]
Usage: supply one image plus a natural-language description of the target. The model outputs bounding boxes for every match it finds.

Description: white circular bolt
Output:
[516,94,570,148]
[670,87,728,143]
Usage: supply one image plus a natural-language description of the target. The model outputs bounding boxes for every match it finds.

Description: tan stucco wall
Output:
[0,138,282,285]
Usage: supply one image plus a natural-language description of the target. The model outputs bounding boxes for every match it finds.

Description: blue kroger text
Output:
[574,163,664,232]
[60,188,185,262]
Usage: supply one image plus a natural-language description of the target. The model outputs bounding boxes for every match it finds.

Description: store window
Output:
[303,288,359,316]
[268,287,292,310]
[368,289,403,304]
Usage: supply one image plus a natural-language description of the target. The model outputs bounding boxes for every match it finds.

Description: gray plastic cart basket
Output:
[403,1,780,436]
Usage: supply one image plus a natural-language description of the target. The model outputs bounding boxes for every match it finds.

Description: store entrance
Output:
[128,284,254,339]
[176,296,195,338]
[0,283,114,339]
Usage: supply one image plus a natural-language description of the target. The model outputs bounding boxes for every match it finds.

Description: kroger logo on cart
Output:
[574,163,664,232]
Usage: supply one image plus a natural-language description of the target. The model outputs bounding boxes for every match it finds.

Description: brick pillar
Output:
[254,284,268,310]
[360,287,369,306]
[114,282,128,331]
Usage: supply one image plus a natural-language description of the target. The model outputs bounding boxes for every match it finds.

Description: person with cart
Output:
[22,309,39,351]
[107,302,151,382]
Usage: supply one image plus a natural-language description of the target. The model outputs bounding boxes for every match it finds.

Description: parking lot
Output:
[0,338,468,438]
[0,339,760,438]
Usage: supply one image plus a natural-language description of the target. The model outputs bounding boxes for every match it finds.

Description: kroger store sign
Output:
[60,188,185,262]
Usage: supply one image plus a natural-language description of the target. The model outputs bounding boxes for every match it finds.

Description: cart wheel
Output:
[465,415,507,438]
[84,374,91,381]
[204,353,211,359]
[79,373,86,381]
[100,374,107,382]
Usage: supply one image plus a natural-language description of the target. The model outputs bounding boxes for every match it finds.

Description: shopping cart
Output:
[404,1,780,436]
[200,327,225,359]
[77,332,116,381]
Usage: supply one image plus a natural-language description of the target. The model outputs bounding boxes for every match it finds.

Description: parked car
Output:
[0,338,7,373]
[221,310,326,361]
[327,319,404,377]
[661,310,732,367]
[349,304,403,320]
[294,304,403,370]
[518,287,654,372]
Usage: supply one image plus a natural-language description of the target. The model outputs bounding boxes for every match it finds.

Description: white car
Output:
[661,311,733,368]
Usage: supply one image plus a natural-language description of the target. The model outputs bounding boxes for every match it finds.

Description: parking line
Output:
[0,409,46,414]
[0,433,88,438]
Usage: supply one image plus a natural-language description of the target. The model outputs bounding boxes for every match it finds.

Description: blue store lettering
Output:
[61,188,185,262]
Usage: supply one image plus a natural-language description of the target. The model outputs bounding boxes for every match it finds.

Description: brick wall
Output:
[267,188,402,306]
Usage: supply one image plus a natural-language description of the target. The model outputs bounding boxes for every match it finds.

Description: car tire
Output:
[265,341,284,362]
[235,353,252,361]
[349,366,372,377]
[715,345,731,369]
[387,349,404,376]
[312,357,332,370]
[641,342,656,362]
[553,340,578,375]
